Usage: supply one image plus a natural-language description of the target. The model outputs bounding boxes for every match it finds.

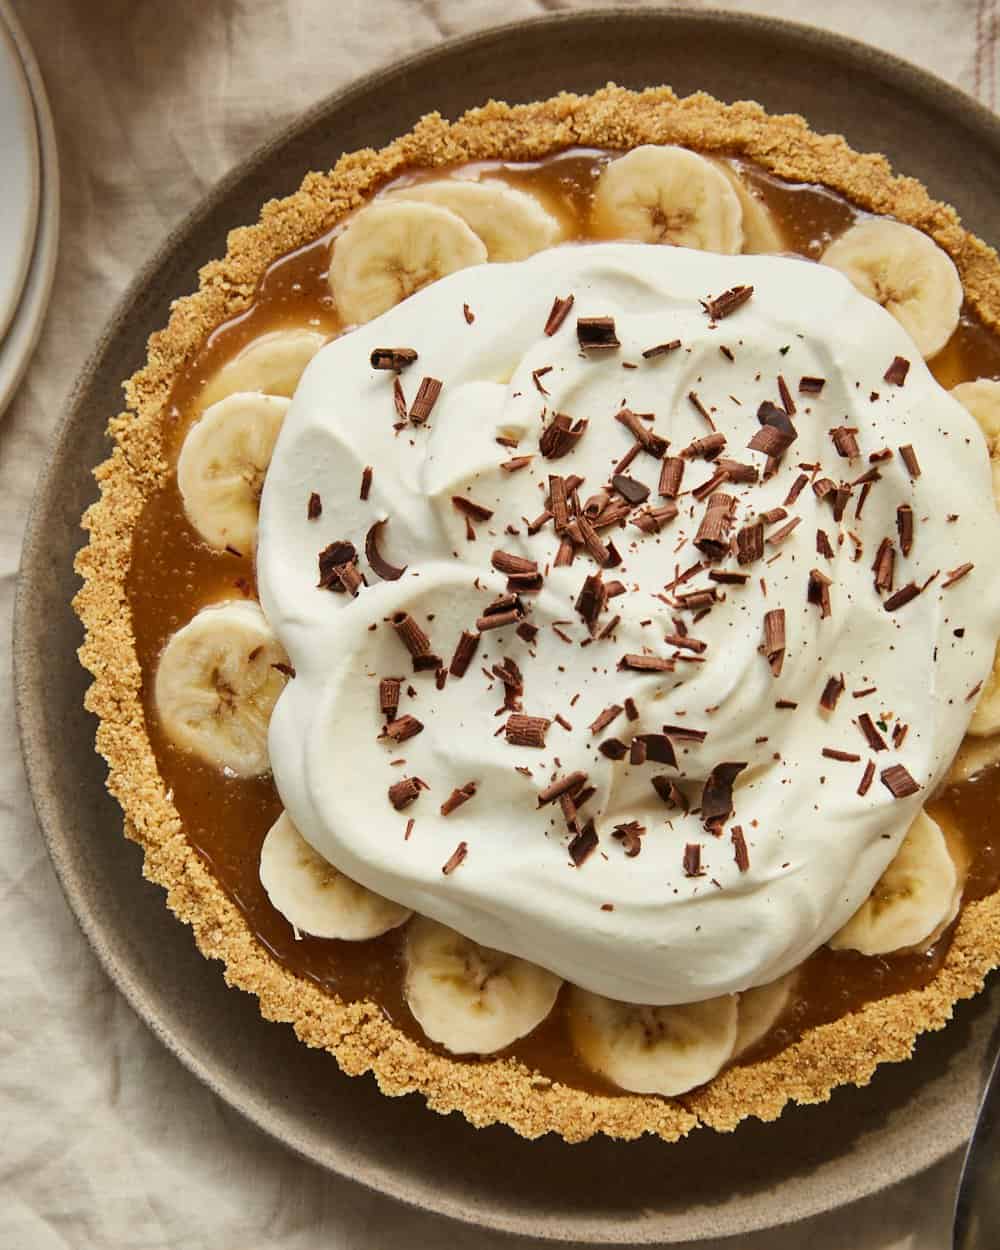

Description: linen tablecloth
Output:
[3,2,998,1246]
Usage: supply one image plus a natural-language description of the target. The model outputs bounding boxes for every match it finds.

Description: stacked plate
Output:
[0,1,58,417]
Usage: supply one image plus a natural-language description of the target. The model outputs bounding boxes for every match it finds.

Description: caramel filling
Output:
[126,149,1000,1096]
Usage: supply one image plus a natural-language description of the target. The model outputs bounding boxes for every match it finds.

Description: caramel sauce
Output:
[126,149,1000,1096]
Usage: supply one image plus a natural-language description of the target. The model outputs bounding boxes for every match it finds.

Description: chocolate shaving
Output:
[763,609,786,676]
[634,733,677,767]
[664,633,707,654]
[388,776,424,810]
[505,714,550,748]
[540,411,589,459]
[708,569,748,585]
[784,473,809,506]
[544,293,574,336]
[549,475,570,532]
[813,477,836,502]
[694,492,736,558]
[589,705,623,736]
[683,843,705,877]
[537,771,587,806]
[619,653,675,673]
[899,444,921,478]
[702,762,748,832]
[691,468,731,502]
[883,582,920,612]
[612,821,646,857]
[765,516,802,547]
[554,536,575,567]
[577,316,620,350]
[577,515,611,566]
[492,550,538,576]
[449,630,479,678]
[392,377,407,422]
[575,571,608,633]
[830,426,860,459]
[599,738,628,760]
[822,747,861,762]
[807,568,833,618]
[381,715,423,743]
[701,285,754,321]
[943,562,974,588]
[365,519,407,581]
[831,484,852,523]
[884,356,910,386]
[463,303,475,324]
[451,495,493,522]
[642,339,681,359]
[614,408,668,458]
[736,522,765,566]
[717,458,759,484]
[857,713,888,752]
[858,760,876,796]
[442,841,468,874]
[732,826,750,872]
[819,674,845,711]
[371,347,417,371]
[664,724,708,742]
[409,376,442,424]
[798,375,826,394]
[873,538,895,593]
[379,677,402,720]
[629,738,647,765]
[360,466,373,501]
[307,492,322,520]
[880,764,920,798]
[659,457,685,498]
[652,775,688,809]
[687,391,716,430]
[334,561,365,597]
[777,375,796,415]
[532,366,552,396]
[392,611,436,666]
[317,539,358,590]
[440,783,477,816]
[683,432,727,461]
[817,529,834,559]
[748,424,794,457]
[896,504,914,556]
[612,473,650,504]
[501,455,533,474]
[568,820,599,866]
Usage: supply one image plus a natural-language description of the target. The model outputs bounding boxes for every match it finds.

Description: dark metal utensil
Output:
[954,1045,1000,1248]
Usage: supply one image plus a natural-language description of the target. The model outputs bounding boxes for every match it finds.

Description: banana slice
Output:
[154,599,289,776]
[733,971,798,1059]
[828,810,959,956]
[260,812,411,940]
[330,201,488,326]
[591,145,743,253]
[403,916,562,1055]
[951,378,1000,511]
[391,179,561,262]
[177,392,289,555]
[968,642,1000,736]
[821,218,962,359]
[199,328,328,410]
[713,162,785,254]
[567,987,738,1096]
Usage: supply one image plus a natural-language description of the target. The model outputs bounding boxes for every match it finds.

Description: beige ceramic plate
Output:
[13,10,1000,1244]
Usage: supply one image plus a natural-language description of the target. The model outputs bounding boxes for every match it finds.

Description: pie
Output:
[75,85,1000,1143]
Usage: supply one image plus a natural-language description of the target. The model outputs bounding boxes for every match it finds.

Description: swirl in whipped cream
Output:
[258,244,1000,1005]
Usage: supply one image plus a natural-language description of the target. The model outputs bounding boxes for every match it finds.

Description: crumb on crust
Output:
[74,83,1000,1143]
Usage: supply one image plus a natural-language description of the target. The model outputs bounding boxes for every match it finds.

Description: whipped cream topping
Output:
[258,243,1000,1005]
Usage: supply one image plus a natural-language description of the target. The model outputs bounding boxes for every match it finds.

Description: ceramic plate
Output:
[14,10,1000,1245]
[0,10,39,346]
[0,1,59,417]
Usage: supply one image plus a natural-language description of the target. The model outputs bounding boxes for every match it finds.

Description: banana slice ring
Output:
[821,218,962,359]
[330,200,487,326]
[154,600,290,777]
[260,812,412,940]
[591,144,743,253]
[177,391,289,555]
[567,987,738,1096]
[391,179,562,261]
[952,378,1000,515]
[828,810,959,956]
[713,161,786,254]
[404,917,562,1055]
[199,328,328,410]
[733,972,798,1059]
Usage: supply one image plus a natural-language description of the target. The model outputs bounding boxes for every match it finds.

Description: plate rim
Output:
[13,7,1000,1243]
[0,0,60,418]
[0,11,39,344]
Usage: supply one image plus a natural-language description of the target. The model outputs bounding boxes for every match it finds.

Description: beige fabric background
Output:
[3,2,998,1247]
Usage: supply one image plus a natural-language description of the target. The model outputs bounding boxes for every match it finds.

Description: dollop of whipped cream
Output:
[258,243,1000,1005]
